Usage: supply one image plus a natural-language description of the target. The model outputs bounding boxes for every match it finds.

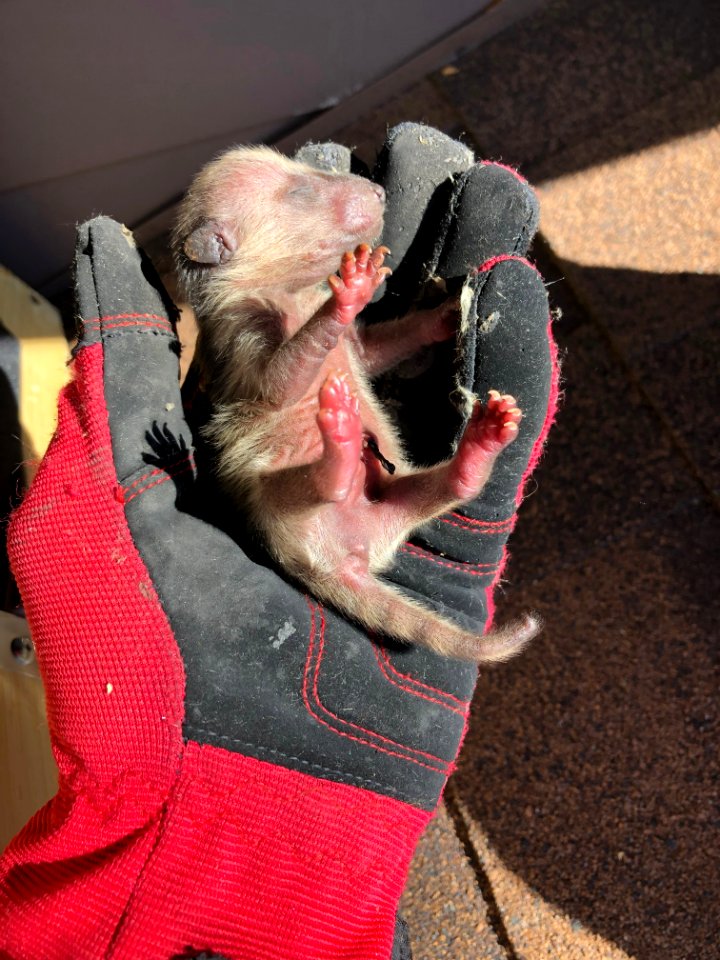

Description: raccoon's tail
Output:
[312,570,540,664]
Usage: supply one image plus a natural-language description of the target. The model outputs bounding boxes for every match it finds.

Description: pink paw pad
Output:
[468,391,522,452]
[448,391,522,501]
[315,373,364,503]
[328,244,392,324]
[317,373,361,444]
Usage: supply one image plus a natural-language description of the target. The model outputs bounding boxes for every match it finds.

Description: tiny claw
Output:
[341,253,357,278]
[325,370,348,396]
[354,245,371,269]
[499,420,520,445]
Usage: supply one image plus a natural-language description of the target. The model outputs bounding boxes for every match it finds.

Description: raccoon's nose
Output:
[372,183,386,203]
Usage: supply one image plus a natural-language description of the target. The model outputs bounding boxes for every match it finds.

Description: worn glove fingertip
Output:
[366,123,476,316]
[74,216,178,350]
[72,217,190,482]
[373,122,475,275]
[294,140,353,174]
[433,162,540,278]
[454,256,559,517]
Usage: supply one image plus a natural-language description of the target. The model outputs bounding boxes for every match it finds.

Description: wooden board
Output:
[0,611,57,852]
[0,263,70,483]
[0,267,65,850]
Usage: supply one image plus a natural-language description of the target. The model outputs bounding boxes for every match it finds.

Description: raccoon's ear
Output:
[182,219,237,265]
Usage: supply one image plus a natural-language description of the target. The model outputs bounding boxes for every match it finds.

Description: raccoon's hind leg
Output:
[313,373,364,502]
[449,391,522,500]
[382,391,522,527]
[286,375,536,663]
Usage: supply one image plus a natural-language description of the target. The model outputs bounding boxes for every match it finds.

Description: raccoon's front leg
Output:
[263,244,390,404]
[356,299,459,376]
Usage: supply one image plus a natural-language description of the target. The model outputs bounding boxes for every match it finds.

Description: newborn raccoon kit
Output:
[173,146,538,663]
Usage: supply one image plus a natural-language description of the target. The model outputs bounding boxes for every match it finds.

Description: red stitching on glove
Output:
[372,643,469,716]
[122,460,195,504]
[475,253,539,276]
[123,453,196,494]
[301,599,451,774]
[83,312,173,327]
[440,513,516,534]
[400,543,498,576]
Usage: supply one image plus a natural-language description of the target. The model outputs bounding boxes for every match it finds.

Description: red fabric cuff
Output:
[1,742,431,959]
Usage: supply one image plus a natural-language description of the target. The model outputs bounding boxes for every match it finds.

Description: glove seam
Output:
[181,728,424,799]
[440,512,516,533]
[371,644,469,716]
[399,542,500,578]
[120,456,196,503]
[83,312,173,329]
[304,601,451,774]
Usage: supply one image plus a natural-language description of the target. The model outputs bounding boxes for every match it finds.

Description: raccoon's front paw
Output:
[328,244,391,325]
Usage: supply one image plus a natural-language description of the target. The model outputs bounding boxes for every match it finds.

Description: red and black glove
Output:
[0,125,558,960]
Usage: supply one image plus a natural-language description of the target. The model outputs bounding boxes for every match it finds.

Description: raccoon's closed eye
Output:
[286,182,319,201]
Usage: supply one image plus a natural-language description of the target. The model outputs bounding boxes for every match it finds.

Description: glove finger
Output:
[373,123,475,291]
[388,257,559,633]
[5,219,193,842]
[74,216,191,482]
[453,257,557,513]
[294,140,353,173]
[373,125,539,287]
[369,128,541,464]
[432,161,539,277]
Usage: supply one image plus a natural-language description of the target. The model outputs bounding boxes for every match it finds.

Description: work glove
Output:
[0,124,557,960]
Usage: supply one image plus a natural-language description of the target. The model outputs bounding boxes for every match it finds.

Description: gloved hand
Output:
[0,124,557,960]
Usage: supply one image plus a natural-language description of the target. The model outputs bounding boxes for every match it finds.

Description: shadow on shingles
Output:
[457,514,719,958]
[435,0,720,183]
[452,259,720,960]
[508,261,720,583]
